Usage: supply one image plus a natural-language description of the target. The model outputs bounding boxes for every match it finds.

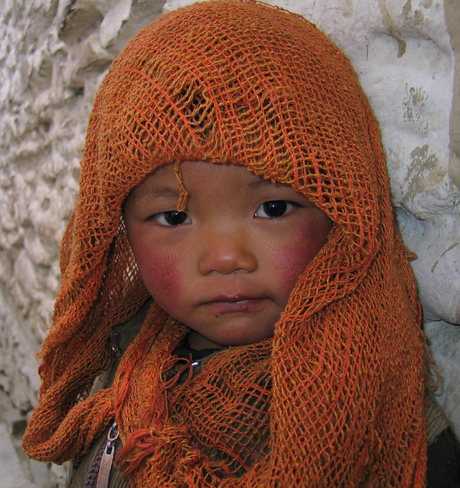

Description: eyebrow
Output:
[131,185,180,204]
[248,177,286,190]
[248,178,275,188]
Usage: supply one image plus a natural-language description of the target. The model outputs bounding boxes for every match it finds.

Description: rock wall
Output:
[0,0,458,485]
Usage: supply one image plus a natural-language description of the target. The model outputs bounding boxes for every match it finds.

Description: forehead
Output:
[127,161,299,204]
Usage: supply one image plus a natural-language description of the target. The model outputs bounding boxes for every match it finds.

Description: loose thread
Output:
[174,161,189,212]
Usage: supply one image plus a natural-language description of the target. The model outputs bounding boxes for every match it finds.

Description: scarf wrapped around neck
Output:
[23,1,428,485]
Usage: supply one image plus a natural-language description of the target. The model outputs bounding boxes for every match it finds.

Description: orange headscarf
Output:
[24,1,428,485]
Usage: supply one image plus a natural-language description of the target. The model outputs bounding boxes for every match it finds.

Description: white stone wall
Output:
[0,0,458,485]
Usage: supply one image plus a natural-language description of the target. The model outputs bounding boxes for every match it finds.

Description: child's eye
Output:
[153,211,191,226]
[255,201,297,218]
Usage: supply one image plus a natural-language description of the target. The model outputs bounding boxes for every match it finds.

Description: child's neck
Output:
[187,331,223,350]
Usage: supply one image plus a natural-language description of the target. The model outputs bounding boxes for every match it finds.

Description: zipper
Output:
[95,422,119,488]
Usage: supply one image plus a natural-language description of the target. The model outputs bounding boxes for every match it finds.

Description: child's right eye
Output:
[152,211,191,226]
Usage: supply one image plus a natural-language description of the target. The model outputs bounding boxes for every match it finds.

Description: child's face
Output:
[124,161,332,349]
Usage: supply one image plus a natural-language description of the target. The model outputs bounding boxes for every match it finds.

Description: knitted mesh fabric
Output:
[23,1,428,486]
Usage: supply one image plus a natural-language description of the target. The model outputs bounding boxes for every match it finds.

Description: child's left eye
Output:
[255,201,297,219]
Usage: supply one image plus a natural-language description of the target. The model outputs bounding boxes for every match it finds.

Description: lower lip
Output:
[204,298,266,314]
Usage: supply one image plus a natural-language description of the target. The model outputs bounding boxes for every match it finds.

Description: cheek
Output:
[274,240,314,290]
[132,240,184,304]
[273,218,332,298]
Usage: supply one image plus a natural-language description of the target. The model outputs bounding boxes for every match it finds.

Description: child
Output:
[23,1,458,486]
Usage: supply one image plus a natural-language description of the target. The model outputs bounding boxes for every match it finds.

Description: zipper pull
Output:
[96,422,119,488]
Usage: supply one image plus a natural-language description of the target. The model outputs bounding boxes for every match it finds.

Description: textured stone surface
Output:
[0,0,459,485]
[0,423,38,488]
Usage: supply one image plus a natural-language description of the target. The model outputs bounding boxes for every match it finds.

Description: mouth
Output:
[202,295,268,314]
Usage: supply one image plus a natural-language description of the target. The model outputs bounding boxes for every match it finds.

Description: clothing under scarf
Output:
[23,1,429,486]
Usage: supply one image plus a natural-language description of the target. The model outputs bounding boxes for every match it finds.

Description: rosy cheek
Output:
[275,241,313,289]
[275,219,331,298]
[133,241,183,306]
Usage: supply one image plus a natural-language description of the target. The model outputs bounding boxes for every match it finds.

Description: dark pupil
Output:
[263,201,287,218]
[164,211,188,225]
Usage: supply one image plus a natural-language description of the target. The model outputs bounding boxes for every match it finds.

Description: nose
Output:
[197,229,258,275]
